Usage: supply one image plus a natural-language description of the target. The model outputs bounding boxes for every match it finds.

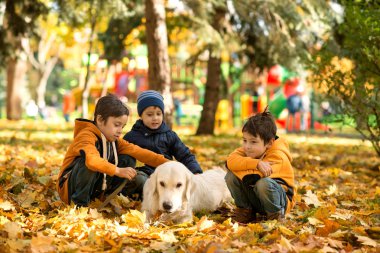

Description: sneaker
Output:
[231,208,256,224]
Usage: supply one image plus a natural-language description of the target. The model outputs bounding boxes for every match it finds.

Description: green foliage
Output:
[231,0,334,72]
[0,0,49,66]
[309,1,380,156]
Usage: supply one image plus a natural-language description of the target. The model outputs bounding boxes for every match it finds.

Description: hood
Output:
[131,119,170,135]
[73,119,101,138]
[269,137,292,162]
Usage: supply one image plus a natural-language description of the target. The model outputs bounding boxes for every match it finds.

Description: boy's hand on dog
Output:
[115,167,137,180]
[257,161,272,177]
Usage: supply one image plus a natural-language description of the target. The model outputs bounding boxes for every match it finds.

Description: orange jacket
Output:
[57,119,169,204]
[226,138,296,213]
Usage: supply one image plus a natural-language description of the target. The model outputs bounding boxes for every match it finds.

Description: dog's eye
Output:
[160,181,165,187]
[176,183,182,188]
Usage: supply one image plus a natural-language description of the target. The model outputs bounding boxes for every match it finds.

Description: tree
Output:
[309,1,380,156]
[145,0,173,127]
[1,0,48,120]
[195,3,227,135]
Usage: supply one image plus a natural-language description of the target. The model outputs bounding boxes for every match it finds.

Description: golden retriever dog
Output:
[141,161,232,223]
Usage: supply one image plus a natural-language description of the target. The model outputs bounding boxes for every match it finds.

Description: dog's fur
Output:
[141,161,232,223]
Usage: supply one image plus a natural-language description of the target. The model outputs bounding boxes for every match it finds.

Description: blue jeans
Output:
[225,170,287,215]
[67,154,147,206]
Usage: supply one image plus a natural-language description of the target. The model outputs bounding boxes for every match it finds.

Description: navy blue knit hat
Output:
[137,90,164,116]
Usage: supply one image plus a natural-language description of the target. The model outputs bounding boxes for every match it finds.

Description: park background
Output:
[0,0,379,252]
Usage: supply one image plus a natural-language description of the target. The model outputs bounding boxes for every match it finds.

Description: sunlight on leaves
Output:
[356,235,378,247]
[303,190,322,207]
[0,201,15,211]
[326,184,338,195]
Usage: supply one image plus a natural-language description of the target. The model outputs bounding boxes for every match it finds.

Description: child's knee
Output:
[255,178,274,194]
[225,170,239,187]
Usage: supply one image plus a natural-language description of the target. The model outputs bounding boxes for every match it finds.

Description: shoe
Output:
[266,210,285,221]
[231,208,256,224]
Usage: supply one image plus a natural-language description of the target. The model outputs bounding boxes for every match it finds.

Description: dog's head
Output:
[145,161,193,214]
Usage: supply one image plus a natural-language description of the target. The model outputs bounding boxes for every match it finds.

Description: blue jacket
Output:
[123,120,203,175]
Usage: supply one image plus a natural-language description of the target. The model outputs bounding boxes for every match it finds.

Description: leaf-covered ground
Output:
[0,120,379,252]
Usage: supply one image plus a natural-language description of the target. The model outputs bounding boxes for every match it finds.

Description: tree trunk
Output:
[196,53,222,135]
[6,56,27,120]
[145,0,173,128]
[82,0,97,119]
[36,57,58,109]
[196,6,226,135]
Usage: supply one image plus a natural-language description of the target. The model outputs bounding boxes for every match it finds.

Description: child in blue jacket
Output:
[123,90,202,197]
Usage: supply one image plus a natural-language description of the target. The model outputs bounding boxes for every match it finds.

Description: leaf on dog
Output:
[303,190,322,207]
[0,201,15,211]
[356,235,378,247]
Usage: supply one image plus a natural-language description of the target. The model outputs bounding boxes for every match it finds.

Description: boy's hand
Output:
[115,167,137,180]
[257,161,272,177]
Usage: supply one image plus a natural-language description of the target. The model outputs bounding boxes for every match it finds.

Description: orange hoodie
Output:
[226,138,296,213]
[57,119,169,204]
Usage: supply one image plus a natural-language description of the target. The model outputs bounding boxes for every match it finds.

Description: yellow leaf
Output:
[31,232,56,252]
[279,235,296,251]
[356,235,378,247]
[159,231,178,243]
[326,184,338,195]
[308,217,323,226]
[0,201,15,211]
[197,216,215,232]
[303,190,322,207]
[3,222,23,239]
[376,186,380,196]
[279,225,295,237]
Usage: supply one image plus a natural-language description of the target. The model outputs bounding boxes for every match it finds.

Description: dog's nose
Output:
[163,202,173,211]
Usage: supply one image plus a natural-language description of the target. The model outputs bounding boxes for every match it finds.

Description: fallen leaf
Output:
[303,190,322,207]
[356,235,378,247]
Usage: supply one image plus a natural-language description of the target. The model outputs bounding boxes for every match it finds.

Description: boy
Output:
[124,90,202,183]
[57,94,169,206]
[225,108,296,223]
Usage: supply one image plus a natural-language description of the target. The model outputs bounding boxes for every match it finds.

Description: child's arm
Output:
[170,132,203,174]
[226,147,264,176]
[118,139,169,167]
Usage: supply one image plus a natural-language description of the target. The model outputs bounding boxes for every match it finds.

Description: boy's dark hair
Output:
[242,106,276,144]
[94,94,129,122]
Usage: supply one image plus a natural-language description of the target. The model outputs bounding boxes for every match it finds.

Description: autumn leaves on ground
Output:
[0,120,379,252]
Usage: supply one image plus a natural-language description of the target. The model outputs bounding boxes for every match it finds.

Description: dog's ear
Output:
[144,172,158,198]
[183,171,194,204]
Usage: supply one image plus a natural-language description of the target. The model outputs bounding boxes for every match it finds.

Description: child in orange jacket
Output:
[225,108,296,223]
[57,94,168,206]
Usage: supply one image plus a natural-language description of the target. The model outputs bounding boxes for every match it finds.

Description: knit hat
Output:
[137,90,164,116]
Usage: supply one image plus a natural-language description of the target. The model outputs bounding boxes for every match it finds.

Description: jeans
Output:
[225,170,287,215]
[68,154,146,206]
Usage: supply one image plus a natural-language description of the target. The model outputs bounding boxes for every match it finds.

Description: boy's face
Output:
[97,115,128,141]
[140,106,163,129]
[242,131,273,159]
